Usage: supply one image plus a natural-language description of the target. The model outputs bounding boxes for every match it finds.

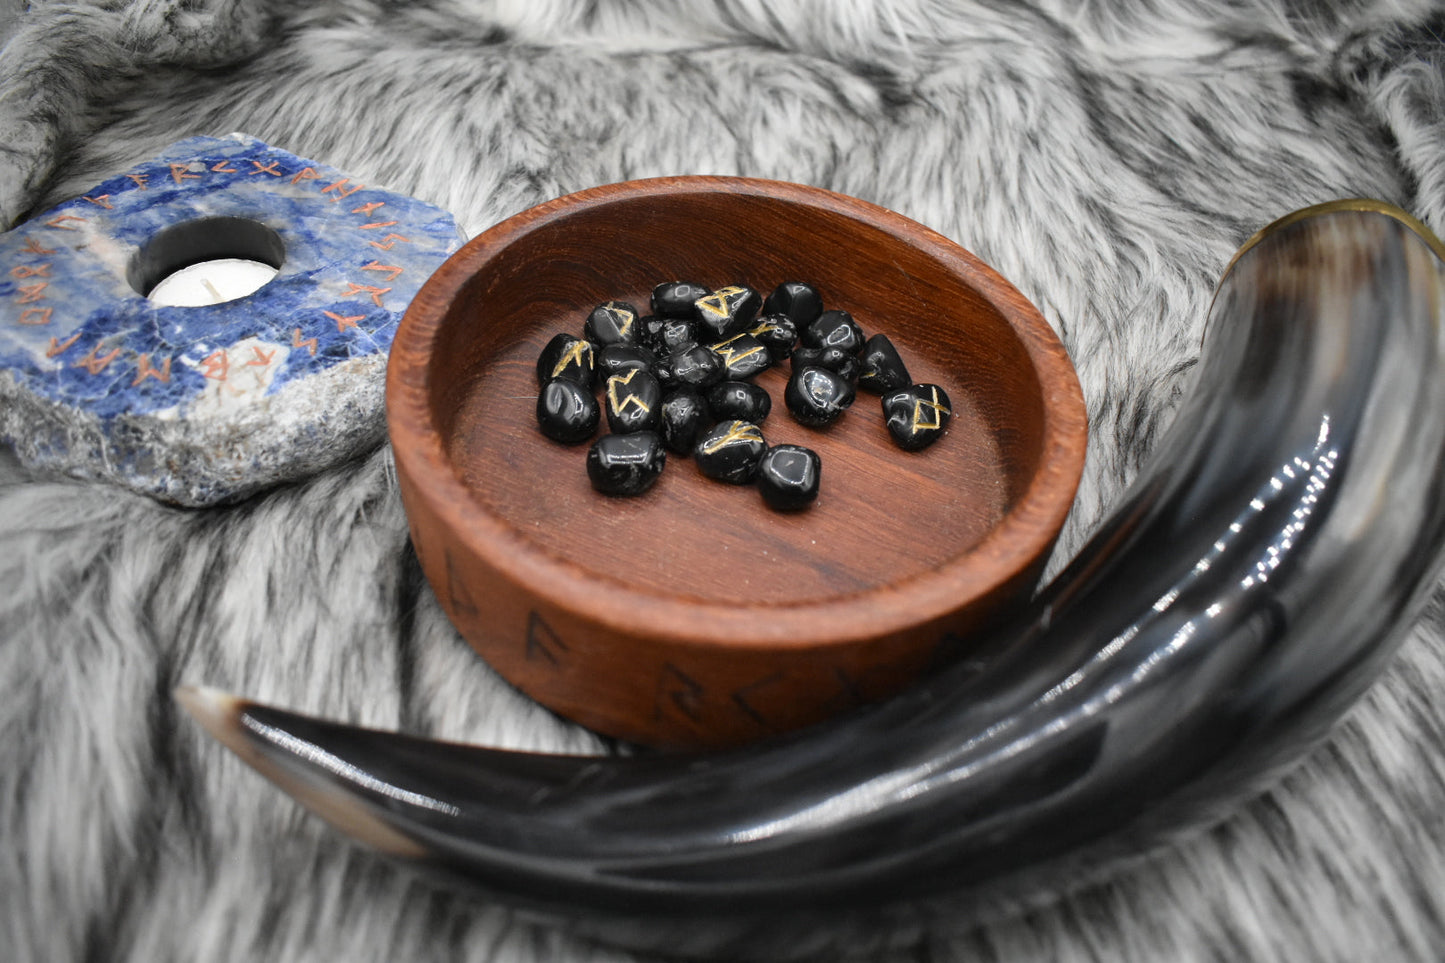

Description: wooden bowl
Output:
[386,177,1087,748]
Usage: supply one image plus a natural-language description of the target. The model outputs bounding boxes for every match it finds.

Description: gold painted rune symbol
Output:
[700,421,763,455]
[607,369,651,415]
[713,334,764,367]
[696,293,728,319]
[601,301,636,338]
[550,339,590,379]
[912,386,951,433]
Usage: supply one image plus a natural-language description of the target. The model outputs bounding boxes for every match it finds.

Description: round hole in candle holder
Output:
[388,176,1088,749]
[128,216,284,306]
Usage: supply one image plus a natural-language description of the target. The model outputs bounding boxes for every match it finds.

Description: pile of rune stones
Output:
[534,280,951,510]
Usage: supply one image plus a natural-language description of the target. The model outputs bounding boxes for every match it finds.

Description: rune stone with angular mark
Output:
[857,333,911,394]
[604,368,662,433]
[748,314,799,362]
[694,284,762,341]
[694,419,768,483]
[659,386,711,454]
[711,332,773,380]
[585,300,642,346]
[882,383,952,450]
[537,332,597,387]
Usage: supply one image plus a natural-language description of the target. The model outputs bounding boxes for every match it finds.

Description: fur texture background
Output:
[4,1,1445,960]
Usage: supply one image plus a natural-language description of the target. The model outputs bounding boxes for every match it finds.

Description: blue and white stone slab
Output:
[0,133,461,506]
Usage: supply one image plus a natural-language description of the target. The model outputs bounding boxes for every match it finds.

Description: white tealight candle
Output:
[147,258,279,307]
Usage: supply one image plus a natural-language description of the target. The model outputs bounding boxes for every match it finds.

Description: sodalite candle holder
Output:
[0,133,461,506]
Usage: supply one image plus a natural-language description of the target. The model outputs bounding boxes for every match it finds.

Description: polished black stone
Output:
[693,419,768,484]
[596,343,657,381]
[667,343,726,388]
[535,332,596,388]
[749,314,799,362]
[785,365,856,427]
[584,300,642,346]
[535,378,599,444]
[652,281,712,319]
[655,317,701,354]
[604,368,662,434]
[857,333,912,394]
[586,431,666,496]
[706,380,771,424]
[711,332,773,381]
[694,284,762,341]
[882,383,952,450]
[762,280,824,328]
[758,444,820,511]
[659,387,711,455]
[790,345,860,383]
[802,309,865,354]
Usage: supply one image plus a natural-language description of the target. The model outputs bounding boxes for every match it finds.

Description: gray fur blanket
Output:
[5,1,1445,960]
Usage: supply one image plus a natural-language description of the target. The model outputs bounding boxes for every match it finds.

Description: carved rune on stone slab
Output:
[0,133,462,506]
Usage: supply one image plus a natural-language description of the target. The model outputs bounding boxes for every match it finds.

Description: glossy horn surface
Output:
[180,202,1445,959]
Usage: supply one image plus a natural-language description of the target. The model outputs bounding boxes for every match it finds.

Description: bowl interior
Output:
[418,182,1061,614]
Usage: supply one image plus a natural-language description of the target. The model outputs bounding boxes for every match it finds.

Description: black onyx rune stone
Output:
[802,309,866,354]
[604,369,662,433]
[653,317,701,354]
[762,281,824,328]
[536,378,599,444]
[660,387,711,454]
[784,366,856,427]
[694,419,768,484]
[667,343,727,388]
[791,345,860,384]
[536,332,596,388]
[748,314,799,362]
[711,332,773,381]
[706,381,771,424]
[758,444,821,511]
[882,383,952,451]
[858,333,912,394]
[694,285,762,341]
[584,300,642,346]
[587,431,666,496]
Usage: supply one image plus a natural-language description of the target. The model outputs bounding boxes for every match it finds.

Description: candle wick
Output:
[203,278,224,303]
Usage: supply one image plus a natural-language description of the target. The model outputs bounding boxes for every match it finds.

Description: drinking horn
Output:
[179,200,1445,958]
